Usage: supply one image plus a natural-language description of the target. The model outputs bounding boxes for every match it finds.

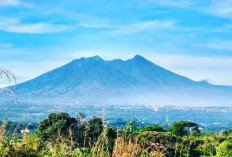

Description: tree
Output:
[139,125,165,133]
[86,116,103,147]
[169,121,199,137]
[105,127,117,153]
[125,121,137,133]
[74,112,87,147]
[38,112,76,142]
[77,112,85,123]
[222,128,232,137]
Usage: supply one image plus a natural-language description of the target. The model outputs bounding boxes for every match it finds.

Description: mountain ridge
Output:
[11,55,232,106]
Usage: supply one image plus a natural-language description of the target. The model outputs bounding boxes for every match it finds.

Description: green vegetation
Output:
[0,112,232,157]
[169,121,200,137]
[139,124,165,133]
[38,112,76,142]
[216,140,232,157]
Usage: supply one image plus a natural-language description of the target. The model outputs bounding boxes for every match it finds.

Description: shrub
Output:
[216,140,232,157]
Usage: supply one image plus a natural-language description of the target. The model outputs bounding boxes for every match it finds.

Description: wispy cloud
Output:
[78,21,113,29]
[171,23,232,34]
[113,20,176,34]
[0,0,20,6]
[142,0,232,19]
[138,0,203,9]
[203,40,232,51]
[45,10,114,29]
[147,0,195,8]
[207,0,232,18]
[74,14,114,29]
[0,17,73,34]
[0,0,33,7]
[0,43,13,48]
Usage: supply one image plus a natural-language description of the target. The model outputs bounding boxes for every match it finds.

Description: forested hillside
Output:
[0,112,232,157]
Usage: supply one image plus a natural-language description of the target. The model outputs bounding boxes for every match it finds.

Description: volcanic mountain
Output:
[12,55,232,106]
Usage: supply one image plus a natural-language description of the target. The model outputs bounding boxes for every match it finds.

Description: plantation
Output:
[0,112,232,157]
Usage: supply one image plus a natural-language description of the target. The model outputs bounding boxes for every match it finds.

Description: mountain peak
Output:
[84,55,103,62]
[132,55,148,61]
[91,55,103,60]
[131,55,150,64]
[133,55,145,59]
[72,55,103,63]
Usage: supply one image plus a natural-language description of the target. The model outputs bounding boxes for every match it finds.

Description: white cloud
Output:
[0,17,73,34]
[77,15,114,29]
[138,0,203,9]
[113,20,176,34]
[207,0,232,18]
[78,22,113,29]
[0,0,19,6]
[0,43,13,48]
[0,0,33,7]
[204,40,232,51]
[141,0,232,19]
[43,9,114,29]
[193,40,232,51]
[149,0,195,8]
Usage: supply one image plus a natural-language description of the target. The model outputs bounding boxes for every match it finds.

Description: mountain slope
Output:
[12,55,232,106]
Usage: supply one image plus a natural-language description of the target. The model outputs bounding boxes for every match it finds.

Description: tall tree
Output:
[169,121,199,137]
[38,112,76,142]
[86,116,103,147]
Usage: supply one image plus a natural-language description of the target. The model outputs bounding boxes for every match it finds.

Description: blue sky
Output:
[1,0,232,86]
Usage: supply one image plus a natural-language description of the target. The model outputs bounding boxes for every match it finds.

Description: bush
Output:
[139,125,165,133]
[216,140,232,157]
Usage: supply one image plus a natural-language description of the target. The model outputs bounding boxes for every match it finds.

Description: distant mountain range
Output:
[12,55,232,106]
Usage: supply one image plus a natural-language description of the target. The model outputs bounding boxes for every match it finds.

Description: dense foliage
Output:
[0,112,232,157]
[169,121,199,137]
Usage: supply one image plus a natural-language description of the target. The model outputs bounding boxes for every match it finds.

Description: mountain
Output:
[12,55,232,106]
